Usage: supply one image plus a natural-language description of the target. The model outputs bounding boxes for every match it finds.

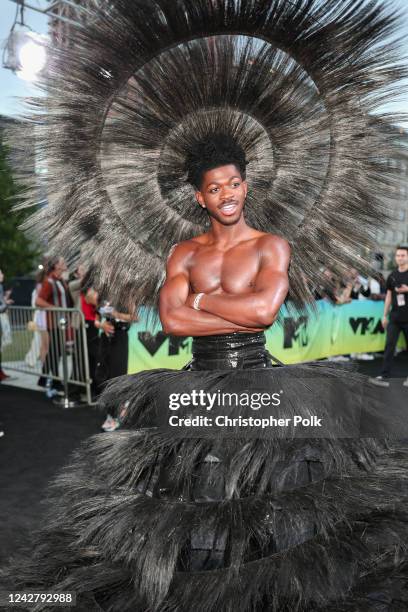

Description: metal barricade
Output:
[2,306,93,406]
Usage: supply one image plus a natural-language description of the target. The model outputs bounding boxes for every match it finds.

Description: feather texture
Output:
[2,366,408,611]
[8,0,408,309]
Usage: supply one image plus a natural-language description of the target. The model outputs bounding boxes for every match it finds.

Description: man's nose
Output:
[221,187,234,200]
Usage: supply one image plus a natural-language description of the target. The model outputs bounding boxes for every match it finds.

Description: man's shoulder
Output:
[254,233,291,272]
[166,238,202,267]
[256,232,291,253]
[391,268,408,282]
[386,270,399,287]
[169,238,202,254]
[174,230,213,250]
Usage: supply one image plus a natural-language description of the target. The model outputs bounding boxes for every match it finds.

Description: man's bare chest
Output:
[189,246,260,294]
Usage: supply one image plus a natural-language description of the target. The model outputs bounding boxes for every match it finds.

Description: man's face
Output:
[195,164,248,225]
[395,249,408,267]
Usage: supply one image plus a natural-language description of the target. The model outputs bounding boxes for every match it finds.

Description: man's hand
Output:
[396,284,408,293]
[382,316,389,329]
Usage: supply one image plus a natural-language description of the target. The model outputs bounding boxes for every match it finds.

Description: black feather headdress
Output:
[12,0,408,309]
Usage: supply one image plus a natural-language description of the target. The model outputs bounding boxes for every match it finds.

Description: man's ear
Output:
[196,191,206,209]
[243,180,248,199]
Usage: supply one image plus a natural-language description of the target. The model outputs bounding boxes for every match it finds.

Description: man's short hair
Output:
[396,245,408,253]
[184,133,248,189]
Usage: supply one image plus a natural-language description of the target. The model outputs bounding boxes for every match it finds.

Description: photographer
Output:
[96,302,136,430]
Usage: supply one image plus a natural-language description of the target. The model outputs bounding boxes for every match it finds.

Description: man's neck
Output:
[208,215,253,246]
[397,264,408,273]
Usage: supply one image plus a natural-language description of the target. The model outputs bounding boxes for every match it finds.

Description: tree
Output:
[0,131,40,279]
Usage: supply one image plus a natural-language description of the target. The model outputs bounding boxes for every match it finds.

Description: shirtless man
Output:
[159,135,291,335]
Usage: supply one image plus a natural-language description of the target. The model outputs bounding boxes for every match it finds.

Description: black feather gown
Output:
[4,332,408,611]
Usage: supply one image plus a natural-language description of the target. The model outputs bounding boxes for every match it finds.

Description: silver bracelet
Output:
[193,292,205,311]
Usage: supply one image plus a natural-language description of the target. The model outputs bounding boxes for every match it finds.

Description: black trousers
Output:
[85,321,99,393]
[96,327,129,401]
[381,319,408,377]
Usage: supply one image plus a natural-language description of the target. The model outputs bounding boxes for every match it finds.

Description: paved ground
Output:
[0,384,102,569]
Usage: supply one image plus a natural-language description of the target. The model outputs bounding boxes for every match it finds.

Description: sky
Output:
[1,0,408,120]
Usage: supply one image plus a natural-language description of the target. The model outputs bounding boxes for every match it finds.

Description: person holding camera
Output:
[95,302,136,430]
[370,246,408,387]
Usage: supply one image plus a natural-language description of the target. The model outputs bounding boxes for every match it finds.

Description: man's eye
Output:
[210,188,219,193]
[232,182,240,187]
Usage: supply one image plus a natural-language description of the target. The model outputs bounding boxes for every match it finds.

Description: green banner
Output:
[128,299,405,373]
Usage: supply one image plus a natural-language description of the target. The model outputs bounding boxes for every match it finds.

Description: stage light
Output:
[18,33,47,81]
[3,29,47,82]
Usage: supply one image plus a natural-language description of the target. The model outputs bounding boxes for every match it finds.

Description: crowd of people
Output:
[314,265,387,362]
[6,256,135,431]
[313,246,408,384]
[314,267,386,308]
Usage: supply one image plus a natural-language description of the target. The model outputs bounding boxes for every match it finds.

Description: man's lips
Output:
[219,201,238,216]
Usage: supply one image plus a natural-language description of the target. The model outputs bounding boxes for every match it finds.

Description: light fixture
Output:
[2,1,48,82]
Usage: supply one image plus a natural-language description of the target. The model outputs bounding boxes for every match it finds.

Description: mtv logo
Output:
[138,332,190,356]
[283,316,309,349]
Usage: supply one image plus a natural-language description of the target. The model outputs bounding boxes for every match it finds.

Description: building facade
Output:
[374,127,408,269]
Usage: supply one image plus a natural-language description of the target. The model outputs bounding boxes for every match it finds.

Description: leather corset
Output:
[185,331,282,370]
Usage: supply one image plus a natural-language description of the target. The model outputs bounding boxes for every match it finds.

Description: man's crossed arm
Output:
[186,236,290,327]
[159,236,290,336]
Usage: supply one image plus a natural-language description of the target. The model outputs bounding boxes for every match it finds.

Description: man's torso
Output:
[183,230,271,295]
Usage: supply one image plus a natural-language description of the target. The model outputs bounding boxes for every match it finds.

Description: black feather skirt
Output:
[3,332,408,612]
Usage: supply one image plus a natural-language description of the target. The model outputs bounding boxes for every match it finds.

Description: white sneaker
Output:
[101,415,115,431]
[328,355,350,362]
[369,376,390,387]
[403,378,408,388]
[102,417,121,432]
[46,388,58,399]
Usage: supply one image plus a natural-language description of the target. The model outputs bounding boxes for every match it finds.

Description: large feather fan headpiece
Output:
[13,0,408,308]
